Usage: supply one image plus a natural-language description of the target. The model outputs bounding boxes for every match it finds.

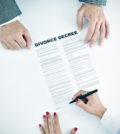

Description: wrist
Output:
[82,3,102,8]
[79,0,106,6]
[97,107,107,118]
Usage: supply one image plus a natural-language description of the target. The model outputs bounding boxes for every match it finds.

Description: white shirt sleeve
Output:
[101,109,120,134]
[0,16,20,27]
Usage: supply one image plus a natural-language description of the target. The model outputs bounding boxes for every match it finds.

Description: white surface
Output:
[0,0,120,134]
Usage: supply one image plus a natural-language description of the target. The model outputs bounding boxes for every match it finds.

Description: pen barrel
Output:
[69,89,98,104]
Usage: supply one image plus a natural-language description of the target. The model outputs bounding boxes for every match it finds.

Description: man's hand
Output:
[39,112,78,134]
[0,20,32,50]
[73,90,107,118]
[77,4,110,47]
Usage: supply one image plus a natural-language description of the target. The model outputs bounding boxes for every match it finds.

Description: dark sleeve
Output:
[79,0,107,6]
[0,0,22,25]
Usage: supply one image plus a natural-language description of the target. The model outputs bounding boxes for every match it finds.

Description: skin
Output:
[39,112,78,134]
[0,20,32,50]
[77,4,110,47]
[39,90,106,133]
[0,4,109,50]
[73,90,107,118]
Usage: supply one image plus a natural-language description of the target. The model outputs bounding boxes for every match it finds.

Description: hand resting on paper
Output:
[77,4,110,47]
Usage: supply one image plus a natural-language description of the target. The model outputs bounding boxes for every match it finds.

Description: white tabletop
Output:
[0,0,120,134]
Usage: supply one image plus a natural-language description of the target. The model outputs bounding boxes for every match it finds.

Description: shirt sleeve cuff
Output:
[79,0,107,6]
[0,16,20,27]
[101,109,120,134]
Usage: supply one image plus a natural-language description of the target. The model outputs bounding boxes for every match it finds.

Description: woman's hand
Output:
[77,4,110,47]
[73,90,107,118]
[39,112,78,134]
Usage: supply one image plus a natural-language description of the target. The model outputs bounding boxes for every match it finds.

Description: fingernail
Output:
[43,115,46,118]
[28,45,31,49]
[54,112,56,116]
[39,124,42,128]
[76,98,79,102]
[74,128,78,131]
[46,112,49,115]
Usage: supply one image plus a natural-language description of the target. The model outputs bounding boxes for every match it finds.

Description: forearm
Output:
[0,0,22,25]
[79,0,107,6]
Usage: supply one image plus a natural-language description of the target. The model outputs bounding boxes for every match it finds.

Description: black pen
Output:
[69,89,98,104]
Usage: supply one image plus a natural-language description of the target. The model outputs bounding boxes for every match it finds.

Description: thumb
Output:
[23,30,32,49]
[77,11,84,30]
[70,128,78,134]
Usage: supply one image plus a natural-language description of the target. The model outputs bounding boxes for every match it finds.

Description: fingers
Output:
[7,40,21,50]
[88,21,109,46]
[85,20,96,44]
[77,4,110,46]
[3,40,14,49]
[77,10,83,29]
[46,112,54,134]
[0,36,26,50]
[2,44,8,49]
[39,112,61,134]
[76,99,87,109]
[43,115,49,134]
[1,40,8,49]
[72,90,87,100]
[39,124,46,134]
[15,35,26,48]
[0,21,32,50]
[70,128,78,134]
[105,20,110,38]
[90,22,101,47]
[53,112,61,133]
[99,23,105,46]
[23,30,32,49]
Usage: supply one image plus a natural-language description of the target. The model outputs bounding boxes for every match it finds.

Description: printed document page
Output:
[34,30,100,112]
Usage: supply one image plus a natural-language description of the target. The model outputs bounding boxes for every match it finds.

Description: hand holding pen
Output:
[71,89,107,118]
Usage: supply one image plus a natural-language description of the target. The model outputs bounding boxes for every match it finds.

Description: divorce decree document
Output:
[34,30,99,111]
